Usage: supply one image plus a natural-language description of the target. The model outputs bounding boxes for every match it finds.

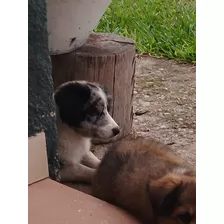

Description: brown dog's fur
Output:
[92,136,196,224]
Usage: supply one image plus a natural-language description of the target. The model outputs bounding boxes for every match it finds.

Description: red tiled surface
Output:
[28,178,141,224]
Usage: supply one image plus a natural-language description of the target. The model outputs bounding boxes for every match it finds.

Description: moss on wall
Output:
[28,0,60,179]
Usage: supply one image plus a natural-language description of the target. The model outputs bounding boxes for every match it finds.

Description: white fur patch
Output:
[57,118,91,165]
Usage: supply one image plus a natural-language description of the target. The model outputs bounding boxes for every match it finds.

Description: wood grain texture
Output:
[51,33,136,142]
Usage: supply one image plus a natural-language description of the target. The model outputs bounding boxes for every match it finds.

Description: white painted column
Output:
[46,0,112,55]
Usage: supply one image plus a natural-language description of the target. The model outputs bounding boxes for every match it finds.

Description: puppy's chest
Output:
[59,137,91,163]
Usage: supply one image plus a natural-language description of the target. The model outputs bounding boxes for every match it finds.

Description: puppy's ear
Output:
[54,82,90,109]
[100,85,113,112]
[106,94,113,112]
[148,174,183,216]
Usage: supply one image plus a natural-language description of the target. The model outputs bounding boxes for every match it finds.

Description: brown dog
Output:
[92,136,196,224]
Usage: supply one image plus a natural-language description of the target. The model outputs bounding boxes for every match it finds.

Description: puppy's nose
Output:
[112,127,120,136]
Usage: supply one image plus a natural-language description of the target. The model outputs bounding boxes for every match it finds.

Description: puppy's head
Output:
[148,174,196,224]
[54,81,120,140]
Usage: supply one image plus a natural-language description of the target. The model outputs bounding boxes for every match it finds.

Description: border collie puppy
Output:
[54,81,120,184]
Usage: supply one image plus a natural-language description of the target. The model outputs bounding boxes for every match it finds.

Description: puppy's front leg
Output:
[81,151,101,169]
[59,163,95,184]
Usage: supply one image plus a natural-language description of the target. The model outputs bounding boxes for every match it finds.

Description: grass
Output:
[95,0,196,63]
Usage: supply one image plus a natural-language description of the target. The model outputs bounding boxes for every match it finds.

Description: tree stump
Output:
[51,33,136,143]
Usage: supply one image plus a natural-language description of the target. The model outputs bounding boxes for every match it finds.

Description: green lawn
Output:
[95,0,196,63]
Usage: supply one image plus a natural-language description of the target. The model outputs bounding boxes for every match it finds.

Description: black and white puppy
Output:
[54,81,120,184]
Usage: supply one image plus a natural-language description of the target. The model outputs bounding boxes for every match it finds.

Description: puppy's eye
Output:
[178,212,192,224]
[86,116,93,122]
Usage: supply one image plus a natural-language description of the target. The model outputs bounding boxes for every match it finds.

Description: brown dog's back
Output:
[92,136,196,224]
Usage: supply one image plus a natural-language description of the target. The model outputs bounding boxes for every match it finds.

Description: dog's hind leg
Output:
[81,151,101,169]
[59,163,95,184]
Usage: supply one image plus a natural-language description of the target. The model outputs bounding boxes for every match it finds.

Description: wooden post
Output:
[51,33,136,142]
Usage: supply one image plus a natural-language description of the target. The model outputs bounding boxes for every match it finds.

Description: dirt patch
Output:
[66,57,196,194]
[133,57,196,164]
